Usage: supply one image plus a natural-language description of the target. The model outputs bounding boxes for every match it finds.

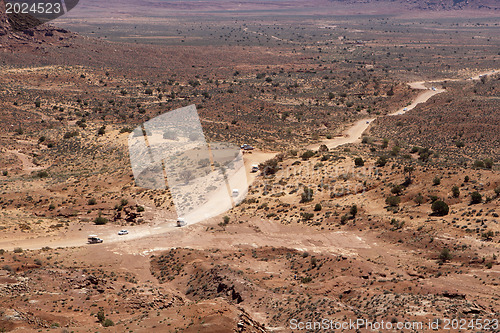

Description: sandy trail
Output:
[3,69,498,252]
[308,69,498,151]
[5,149,45,173]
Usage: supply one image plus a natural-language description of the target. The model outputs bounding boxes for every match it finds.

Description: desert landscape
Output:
[0,0,499,332]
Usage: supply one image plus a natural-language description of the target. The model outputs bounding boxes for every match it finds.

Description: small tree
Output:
[451,186,460,198]
[301,188,314,203]
[470,191,482,205]
[94,213,108,225]
[97,309,105,323]
[354,157,364,167]
[431,200,449,216]
[350,204,358,217]
[414,193,424,206]
[314,203,322,211]
[433,176,441,186]
[301,150,315,160]
[495,186,500,197]
[375,156,387,167]
[391,185,403,195]
[439,248,452,262]
[386,196,401,207]
[97,126,106,135]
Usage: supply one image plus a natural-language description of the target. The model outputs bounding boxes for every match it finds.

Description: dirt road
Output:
[2,69,497,252]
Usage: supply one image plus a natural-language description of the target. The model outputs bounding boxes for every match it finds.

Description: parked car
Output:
[88,235,103,244]
[118,230,129,235]
[176,218,186,227]
[251,164,259,173]
[240,144,254,150]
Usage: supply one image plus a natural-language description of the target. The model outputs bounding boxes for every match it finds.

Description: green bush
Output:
[375,156,387,167]
[431,200,449,216]
[97,126,106,136]
[433,176,441,186]
[94,214,108,225]
[301,150,315,160]
[452,186,460,198]
[439,248,452,262]
[470,191,482,205]
[350,204,358,217]
[314,203,322,211]
[300,188,314,203]
[103,319,114,327]
[354,157,364,167]
[385,196,401,207]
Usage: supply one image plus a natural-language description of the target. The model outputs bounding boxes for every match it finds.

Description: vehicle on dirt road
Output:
[88,235,103,244]
[118,230,129,235]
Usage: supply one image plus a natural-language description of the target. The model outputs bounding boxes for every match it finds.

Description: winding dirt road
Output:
[0,69,497,252]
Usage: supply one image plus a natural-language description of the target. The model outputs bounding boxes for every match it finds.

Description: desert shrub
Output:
[452,185,460,198]
[88,198,97,205]
[300,188,314,203]
[470,191,482,205]
[13,247,23,253]
[429,195,439,203]
[301,276,313,283]
[474,160,485,168]
[354,157,364,167]
[223,216,230,225]
[464,175,470,182]
[137,206,145,212]
[431,200,449,216]
[2,171,7,176]
[390,146,400,157]
[36,171,49,178]
[35,100,41,108]
[495,187,500,197]
[301,212,314,221]
[433,176,441,186]
[382,138,389,149]
[439,248,452,262]
[144,88,153,95]
[259,158,279,176]
[301,150,315,160]
[120,198,129,206]
[97,309,105,323]
[350,205,358,217]
[414,193,424,205]
[375,156,387,167]
[103,319,114,327]
[391,185,403,195]
[97,126,106,135]
[314,203,322,211]
[484,158,494,169]
[34,259,42,266]
[481,230,494,241]
[63,131,79,139]
[94,214,108,225]
[120,127,132,133]
[385,196,401,207]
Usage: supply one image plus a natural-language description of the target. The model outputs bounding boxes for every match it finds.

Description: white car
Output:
[118,230,129,235]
